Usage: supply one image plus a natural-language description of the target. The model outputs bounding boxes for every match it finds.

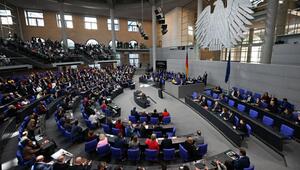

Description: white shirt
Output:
[89,114,98,124]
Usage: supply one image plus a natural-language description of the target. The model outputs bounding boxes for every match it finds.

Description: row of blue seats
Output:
[84,138,208,162]
[203,97,294,139]
[128,115,171,125]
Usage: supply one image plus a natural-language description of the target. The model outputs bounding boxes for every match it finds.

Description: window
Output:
[84,17,97,30]
[240,47,248,62]
[109,40,118,47]
[24,10,44,27]
[129,54,139,67]
[129,40,138,48]
[107,19,119,31]
[250,46,262,63]
[115,53,121,66]
[0,10,13,25]
[61,39,75,49]
[188,26,193,36]
[86,39,99,45]
[128,20,138,32]
[56,14,73,28]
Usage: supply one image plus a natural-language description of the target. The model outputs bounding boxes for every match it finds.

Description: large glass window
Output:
[115,53,121,66]
[128,20,138,32]
[0,10,13,25]
[240,47,248,62]
[107,19,119,31]
[129,40,138,48]
[86,39,99,45]
[24,10,44,27]
[250,46,262,63]
[188,26,193,36]
[56,14,73,28]
[61,39,75,49]
[84,17,97,30]
[129,54,139,67]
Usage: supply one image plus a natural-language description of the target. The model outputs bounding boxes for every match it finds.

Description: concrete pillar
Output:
[152,4,157,71]
[110,8,116,53]
[59,3,68,51]
[59,3,68,52]
[261,0,279,64]
[276,0,289,36]
[247,28,254,63]
[195,0,203,60]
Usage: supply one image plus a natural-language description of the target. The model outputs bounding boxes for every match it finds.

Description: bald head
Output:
[74,157,82,165]
[57,155,65,163]
[36,155,44,162]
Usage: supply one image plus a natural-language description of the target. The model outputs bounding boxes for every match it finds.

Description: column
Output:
[59,3,68,52]
[152,4,157,71]
[276,0,289,36]
[195,0,203,60]
[246,28,254,63]
[110,8,116,53]
[261,0,279,64]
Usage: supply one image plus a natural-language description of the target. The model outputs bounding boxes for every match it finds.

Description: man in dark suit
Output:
[183,137,199,161]
[114,132,127,150]
[71,120,83,143]
[234,148,250,170]
[160,135,173,150]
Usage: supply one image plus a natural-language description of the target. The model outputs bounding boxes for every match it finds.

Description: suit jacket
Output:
[160,138,173,150]
[234,156,250,170]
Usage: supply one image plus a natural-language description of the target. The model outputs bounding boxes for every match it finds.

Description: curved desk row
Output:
[133,91,150,108]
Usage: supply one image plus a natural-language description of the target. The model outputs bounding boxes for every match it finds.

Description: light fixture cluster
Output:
[137,22,149,40]
[155,7,168,35]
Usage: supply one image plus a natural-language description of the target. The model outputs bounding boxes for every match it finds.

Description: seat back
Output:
[150,117,159,125]
[212,93,219,99]
[102,124,111,134]
[111,146,122,160]
[239,89,245,95]
[127,148,140,161]
[112,128,120,135]
[163,148,175,161]
[198,143,208,158]
[207,100,213,108]
[140,116,147,123]
[249,109,258,119]
[179,144,189,161]
[145,149,158,161]
[84,139,98,153]
[192,92,198,99]
[162,116,171,124]
[153,131,162,138]
[97,144,110,157]
[234,116,239,126]
[246,124,252,137]
[128,115,137,123]
[228,100,235,107]
[205,89,212,96]
[253,93,261,100]
[262,116,274,127]
[280,124,294,139]
[237,104,246,112]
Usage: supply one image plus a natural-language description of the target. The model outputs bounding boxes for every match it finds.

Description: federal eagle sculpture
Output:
[195,0,254,51]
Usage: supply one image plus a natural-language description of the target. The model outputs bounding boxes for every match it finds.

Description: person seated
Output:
[266,100,279,113]
[57,106,65,120]
[88,112,98,127]
[231,89,238,99]
[243,94,253,103]
[280,98,293,112]
[151,109,159,118]
[96,162,107,170]
[128,135,140,149]
[115,119,124,135]
[281,108,293,120]
[218,94,227,103]
[100,101,107,111]
[31,155,52,170]
[69,157,92,170]
[219,107,228,117]
[223,111,234,123]
[106,117,114,130]
[193,94,202,102]
[213,86,222,94]
[253,98,262,107]
[114,132,127,151]
[62,118,72,132]
[125,121,135,138]
[139,122,148,138]
[183,136,199,161]
[145,134,159,151]
[160,134,173,150]
[162,108,170,118]
[233,148,250,170]
[71,120,83,142]
[26,119,37,141]
[53,155,70,170]
[261,92,270,104]
[237,119,248,134]
[85,105,95,116]
[86,129,98,142]
[37,101,47,115]
[97,134,108,149]
[199,96,208,108]
[131,107,139,120]
[22,139,40,162]
[193,130,204,145]
[212,101,222,112]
